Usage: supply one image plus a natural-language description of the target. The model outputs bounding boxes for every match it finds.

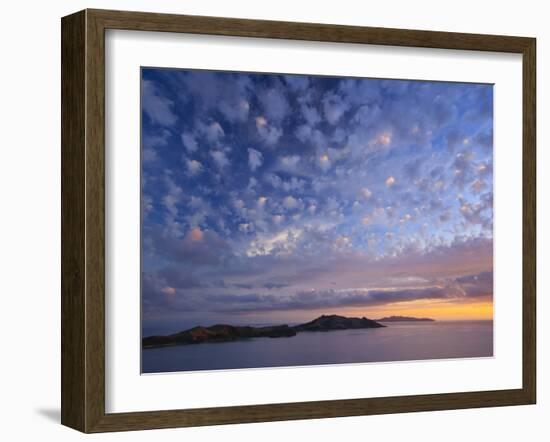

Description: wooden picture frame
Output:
[61,8,536,433]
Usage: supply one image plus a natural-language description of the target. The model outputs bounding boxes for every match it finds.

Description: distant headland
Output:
[375,315,435,322]
[143,314,385,349]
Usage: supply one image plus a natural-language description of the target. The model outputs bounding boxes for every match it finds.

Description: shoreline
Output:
[142,314,386,349]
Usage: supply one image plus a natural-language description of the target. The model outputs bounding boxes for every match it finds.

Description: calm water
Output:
[142,320,493,374]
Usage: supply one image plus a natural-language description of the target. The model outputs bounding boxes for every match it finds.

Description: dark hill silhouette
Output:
[293,314,384,332]
[143,314,385,349]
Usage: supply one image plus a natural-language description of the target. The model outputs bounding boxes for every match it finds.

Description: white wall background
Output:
[0,0,546,440]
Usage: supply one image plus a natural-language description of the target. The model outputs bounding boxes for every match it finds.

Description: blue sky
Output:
[141,68,493,335]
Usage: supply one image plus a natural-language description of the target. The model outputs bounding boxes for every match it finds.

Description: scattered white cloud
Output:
[220,99,250,123]
[186,159,203,176]
[203,121,225,142]
[370,131,392,147]
[318,154,331,172]
[181,132,198,153]
[277,155,301,173]
[210,150,229,169]
[161,286,176,296]
[186,227,204,242]
[142,80,177,126]
[143,129,171,163]
[361,187,372,199]
[259,87,289,123]
[239,223,253,233]
[471,179,486,192]
[248,148,264,171]
[246,228,303,257]
[142,70,494,325]
[256,116,283,146]
[322,90,350,125]
[282,195,300,210]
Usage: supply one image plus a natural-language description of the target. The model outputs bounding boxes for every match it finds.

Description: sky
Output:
[140,68,493,335]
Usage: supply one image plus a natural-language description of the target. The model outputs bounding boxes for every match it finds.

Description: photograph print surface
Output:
[140,68,494,373]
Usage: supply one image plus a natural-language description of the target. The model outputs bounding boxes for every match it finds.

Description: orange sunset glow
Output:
[352,299,494,321]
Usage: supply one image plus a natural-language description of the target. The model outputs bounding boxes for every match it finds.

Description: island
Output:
[143,314,385,349]
[374,315,435,322]
[294,314,385,332]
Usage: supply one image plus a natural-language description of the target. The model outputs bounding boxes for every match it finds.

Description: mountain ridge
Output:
[143,314,385,349]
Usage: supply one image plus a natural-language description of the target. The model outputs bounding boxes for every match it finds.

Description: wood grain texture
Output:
[60,8,537,433]
[89,8,532,52]
[84,9,107,433]
[61,10,86,432]
[522,38,536,403]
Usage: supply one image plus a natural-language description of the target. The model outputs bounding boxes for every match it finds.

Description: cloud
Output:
[458,196,492,227]
[477,161,492,177]
[282,195,301,210]
[322,90,350,125]
[141,69,494,328]
[403,158,424,180]
[277,155,301,173]
[295,124,312,143]
[370,131,392,147]
[186,159,203,176]
[210,150,230,169]
[161,287,177,296]
[247,148,263,171]
[263,282,290,290]
[239,223,254,233]
[256,116,283,146]
[201,121,225,143]
[181,132,198,153]
[142,129,171,163]
[445,129,469,152]
[158,267,203,289]
[142,194,154,218]
[220,99,250,123]
[301,103,321,126]
[454,271,493,297]
[281,177,306,192]
[247,228,302,257]
[152,227,232,266]
[284,75,310,92]
[142,148,158,163]
[471,179,486,192]
[216,270,493,313]
[317,154,331,172]
[178,71,252,124]
[265,173,282,189]
[272,215,285,225]
[259,86,289,123]
[353,103,382,127]
[142,80,177,126]
[453,150,475,189]
[474,128,493,150]
[161,174,184,237]
[361,188,372,199]
[187,227,204,242]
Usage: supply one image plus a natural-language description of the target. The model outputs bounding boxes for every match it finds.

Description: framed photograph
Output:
[61,9,536,433]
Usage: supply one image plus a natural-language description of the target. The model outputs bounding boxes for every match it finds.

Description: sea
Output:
[141,320,493,374]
